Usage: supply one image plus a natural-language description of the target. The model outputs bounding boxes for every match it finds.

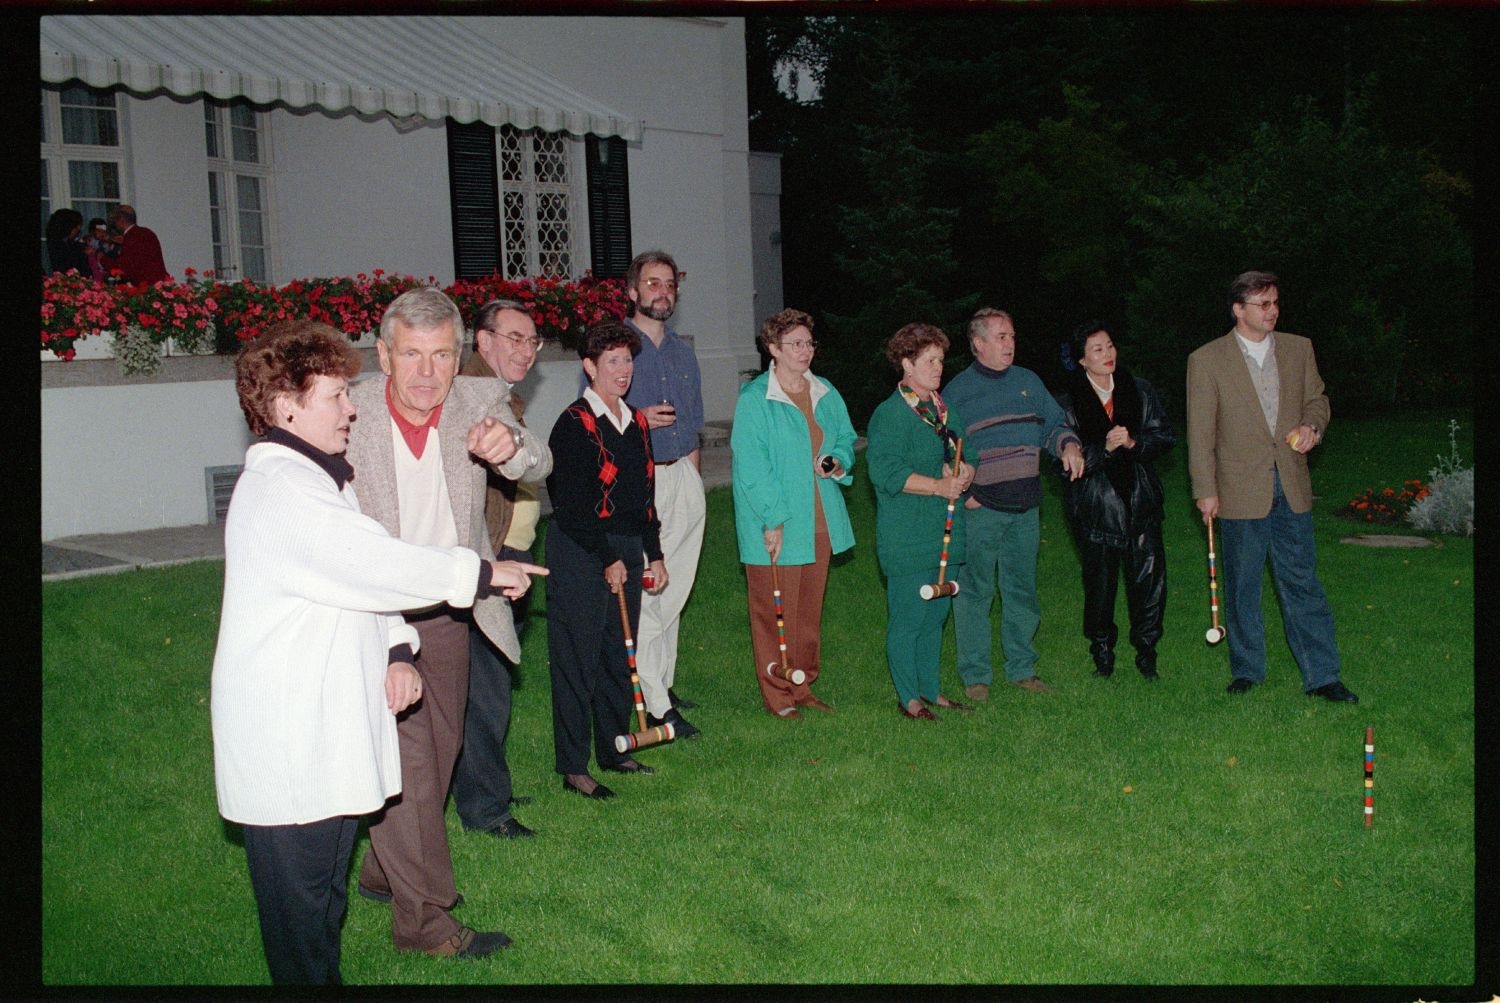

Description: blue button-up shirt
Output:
[581,318,704,462]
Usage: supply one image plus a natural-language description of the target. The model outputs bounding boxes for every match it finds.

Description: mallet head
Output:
[613,722,676,754]
[1205,626,1226,645]
[766,661,806,685]
[919,581,959,600]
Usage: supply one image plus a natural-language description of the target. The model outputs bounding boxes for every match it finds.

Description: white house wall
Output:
[273,108,455,284]
[41,15,771,541]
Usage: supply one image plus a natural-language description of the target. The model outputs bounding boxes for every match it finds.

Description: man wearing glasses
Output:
[1187,270,1357,703]
[621,249,706,739]
[451,300,555,839]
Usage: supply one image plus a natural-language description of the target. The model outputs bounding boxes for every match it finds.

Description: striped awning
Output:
[40,14,642,141]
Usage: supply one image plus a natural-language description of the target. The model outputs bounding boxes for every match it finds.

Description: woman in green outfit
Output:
[731,309,858,718]
[866,323,976,721]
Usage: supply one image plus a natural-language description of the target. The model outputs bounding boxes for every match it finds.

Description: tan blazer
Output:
[346,375,537,661]
[1186,331,1331,519]
[458,352,552,555]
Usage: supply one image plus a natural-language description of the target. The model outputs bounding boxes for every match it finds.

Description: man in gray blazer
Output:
[1187,270,1357,703]
[344,287,548,958]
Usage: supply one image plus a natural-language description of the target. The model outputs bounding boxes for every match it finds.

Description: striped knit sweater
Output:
[942,361,1080,512]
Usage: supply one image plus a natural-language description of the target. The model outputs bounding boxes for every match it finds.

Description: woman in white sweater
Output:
[211,321,543,984]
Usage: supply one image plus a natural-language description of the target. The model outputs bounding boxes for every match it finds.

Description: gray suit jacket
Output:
[1186,330,1331,518]
[346,375,541,660]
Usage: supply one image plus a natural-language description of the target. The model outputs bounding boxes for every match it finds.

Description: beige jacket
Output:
[345,375,545,660]
[1186,331,1331,519]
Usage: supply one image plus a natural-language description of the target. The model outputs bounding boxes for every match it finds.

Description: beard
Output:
[638,297,675,322]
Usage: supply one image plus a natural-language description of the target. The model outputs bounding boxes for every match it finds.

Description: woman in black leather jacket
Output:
[1055,322,1175,680]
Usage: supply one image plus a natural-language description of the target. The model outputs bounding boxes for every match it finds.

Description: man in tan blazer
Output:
[344,288,547,958]
[1187,270,1357,703]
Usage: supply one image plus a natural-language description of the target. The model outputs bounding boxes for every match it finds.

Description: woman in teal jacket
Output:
[731,309,857,718]
[867,322,975,720]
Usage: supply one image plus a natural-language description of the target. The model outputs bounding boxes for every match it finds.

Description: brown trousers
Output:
[746,531,831,714]
[358,610,469,952]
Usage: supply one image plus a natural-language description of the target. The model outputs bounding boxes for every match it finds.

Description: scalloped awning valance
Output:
[40,14,642,142]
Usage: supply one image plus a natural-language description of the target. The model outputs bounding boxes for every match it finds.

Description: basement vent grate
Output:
[206,465,243,523]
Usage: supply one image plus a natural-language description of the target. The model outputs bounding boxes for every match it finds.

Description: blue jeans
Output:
[1218,471,1341,689]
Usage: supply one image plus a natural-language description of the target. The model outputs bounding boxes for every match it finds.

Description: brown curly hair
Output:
[758,308,814,354]
[885,322,949,368]
[236,321,363,436]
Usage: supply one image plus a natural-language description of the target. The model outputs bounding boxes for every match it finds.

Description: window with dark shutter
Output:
[446,119,499,279]
[585,134,632,279]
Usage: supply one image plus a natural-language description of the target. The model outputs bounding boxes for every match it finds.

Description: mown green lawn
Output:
[42,412,1474,989]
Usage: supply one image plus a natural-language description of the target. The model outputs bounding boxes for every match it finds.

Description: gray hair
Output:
[472,298,533,341]
[967,306,1014,344]
[379,287,464,351]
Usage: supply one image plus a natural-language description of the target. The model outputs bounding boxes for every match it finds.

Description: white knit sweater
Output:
[211,441,482,826]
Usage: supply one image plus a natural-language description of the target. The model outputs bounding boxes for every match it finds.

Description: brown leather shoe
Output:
[900,702,938,721]
[424,926,512,958]
[963,683,990,703]
[1012,676,1054,694]
[800,695,835,713]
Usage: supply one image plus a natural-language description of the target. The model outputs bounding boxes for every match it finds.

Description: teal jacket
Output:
[731,364,857,566]
[867,389,967,578]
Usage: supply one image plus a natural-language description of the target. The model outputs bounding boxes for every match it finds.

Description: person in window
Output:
[84,216,119,282]
[106,203,169,284]
[44,208,90,276]
[211,320,545,983]
[867,322,976,720]
[545,319,669,799]
[1054,321,1175,681]
[730,309,857,719]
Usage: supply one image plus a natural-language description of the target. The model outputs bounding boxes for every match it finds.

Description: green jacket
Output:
[731,364,857,566]
[867,389,967,578]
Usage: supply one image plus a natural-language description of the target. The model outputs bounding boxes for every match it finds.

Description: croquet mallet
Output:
[611,587,675,754]
[1205,517,1226,645]
[765,556,807,686]
[920,437,965,600]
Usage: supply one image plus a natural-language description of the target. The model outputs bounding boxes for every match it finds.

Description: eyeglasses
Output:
[485,330,543,351]
[780,339,818,352]
[642,278,679,292]
[1242,299,1279,310]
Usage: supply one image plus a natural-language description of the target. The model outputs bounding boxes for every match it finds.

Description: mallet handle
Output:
[616,588,647,732]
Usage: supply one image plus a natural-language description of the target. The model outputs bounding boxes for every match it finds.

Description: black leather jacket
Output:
[1055,364,1175,548]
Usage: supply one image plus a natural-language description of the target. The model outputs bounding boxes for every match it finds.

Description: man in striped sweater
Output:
[943,307,1084,700]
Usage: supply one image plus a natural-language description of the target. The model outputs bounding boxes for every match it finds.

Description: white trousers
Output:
[638,459,706,716]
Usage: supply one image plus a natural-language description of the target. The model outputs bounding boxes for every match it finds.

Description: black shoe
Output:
[1308,680,1359,703]
[668,687,697,710]
[602,759,656,775]
[426,926,511,958]
[487,817,535,839]
[1091,666,1114,678]
[1139,667,1160,681]
[1226,677,1256,694]
[647,708,701,739]
[359,885,464,909]
[562,775,616,800]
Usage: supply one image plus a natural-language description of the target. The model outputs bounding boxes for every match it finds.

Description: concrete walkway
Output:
[43,430,734,582]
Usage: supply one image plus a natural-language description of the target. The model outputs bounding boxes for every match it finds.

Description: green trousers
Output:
[884,565,959,708]
[953,505,1041,684]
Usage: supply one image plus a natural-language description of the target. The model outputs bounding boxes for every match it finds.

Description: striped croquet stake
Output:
[1205,518,1226,644]
[920,438,964,601]
[1364,725,1375,827]
[610,588,675,754]
[765,557,806,685]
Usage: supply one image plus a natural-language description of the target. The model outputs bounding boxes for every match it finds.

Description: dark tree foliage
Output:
[747,11,1475,428]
